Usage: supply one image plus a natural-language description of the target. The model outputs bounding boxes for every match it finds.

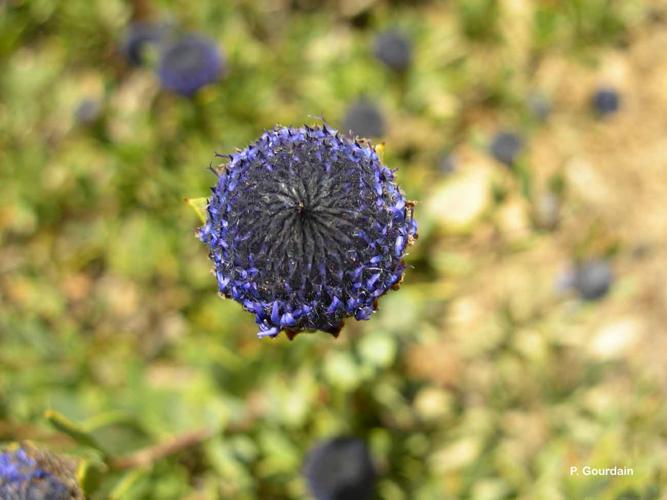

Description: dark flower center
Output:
[230,139,367,299]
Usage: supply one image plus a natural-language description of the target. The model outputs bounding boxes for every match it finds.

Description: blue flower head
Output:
[157,35,224,97]
[303,437,376,500]
[0,446,79,500]
[198,125,417,339]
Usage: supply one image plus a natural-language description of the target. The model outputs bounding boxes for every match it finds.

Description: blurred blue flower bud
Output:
[489,130,523,167]
[591,86,620,117]
[157,35,225,97]
[343,100,386,139]
[303,437,376,500]
[374,30,413,72]
[574,259,613,301]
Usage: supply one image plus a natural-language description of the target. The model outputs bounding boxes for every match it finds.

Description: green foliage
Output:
[456,0,500,42]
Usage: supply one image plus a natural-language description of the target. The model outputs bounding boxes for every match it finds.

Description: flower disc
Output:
[199,125,417,338]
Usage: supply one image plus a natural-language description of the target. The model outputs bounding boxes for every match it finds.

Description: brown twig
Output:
[109,428,214,470]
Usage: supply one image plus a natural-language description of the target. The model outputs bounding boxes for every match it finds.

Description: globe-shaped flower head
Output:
[199,125,417,339]
[157,35,224,97]
[0,446,82,500]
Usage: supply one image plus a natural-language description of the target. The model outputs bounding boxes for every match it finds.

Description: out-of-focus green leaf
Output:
[76,458,107,497]
[45,410,107,456]
[109,468,149,500]
[359,332,397,368]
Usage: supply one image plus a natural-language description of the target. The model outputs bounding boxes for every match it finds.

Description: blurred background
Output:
[1,0,667,498]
